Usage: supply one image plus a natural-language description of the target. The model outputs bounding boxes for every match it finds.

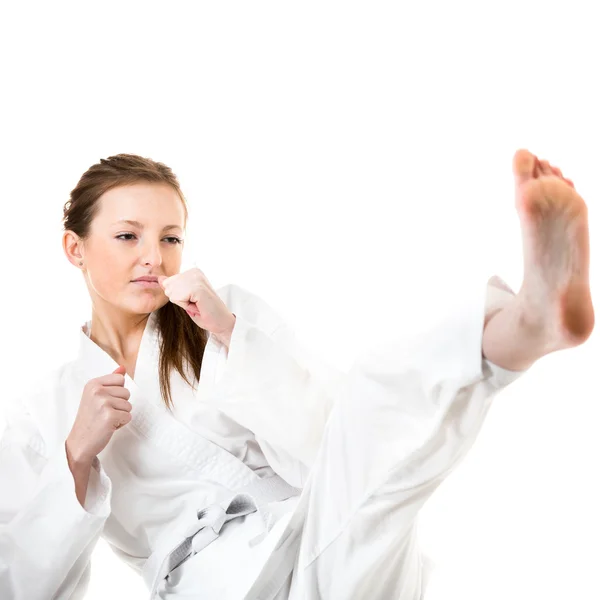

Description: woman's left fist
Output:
[158,268,235,340]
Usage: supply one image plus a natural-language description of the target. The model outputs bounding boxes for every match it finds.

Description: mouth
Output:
[132,276,160,288]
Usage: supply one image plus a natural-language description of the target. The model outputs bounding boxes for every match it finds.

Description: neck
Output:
[88,300,151,368]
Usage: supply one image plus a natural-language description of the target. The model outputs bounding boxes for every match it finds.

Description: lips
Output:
[133,276,159,283]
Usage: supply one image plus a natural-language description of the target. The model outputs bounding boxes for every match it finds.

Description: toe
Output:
[539,160,553,176]
[513,149,537,184]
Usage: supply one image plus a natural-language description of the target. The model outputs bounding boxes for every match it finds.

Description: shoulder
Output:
[215,283,288,335]
[21,361,79,408]
[2,361,81,457]
[215,282,261,309]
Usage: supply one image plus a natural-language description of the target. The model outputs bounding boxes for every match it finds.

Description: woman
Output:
[0,150,594,599]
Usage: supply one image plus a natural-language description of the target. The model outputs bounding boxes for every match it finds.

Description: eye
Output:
[116,233,137,241]
[164,237,183,244]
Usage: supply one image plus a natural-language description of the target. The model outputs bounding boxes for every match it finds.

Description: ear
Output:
[63,230,85,269]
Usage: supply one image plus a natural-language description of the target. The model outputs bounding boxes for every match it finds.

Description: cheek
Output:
[164,246,183,273]
[87,267,121,301]
[86,242,131,297]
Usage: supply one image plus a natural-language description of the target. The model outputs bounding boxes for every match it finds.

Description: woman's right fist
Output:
[66,365,132,465]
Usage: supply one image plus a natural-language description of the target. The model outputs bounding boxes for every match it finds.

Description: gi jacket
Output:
[0,276,517,599]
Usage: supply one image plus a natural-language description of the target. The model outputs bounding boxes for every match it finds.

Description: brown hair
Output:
[62,153,208,411]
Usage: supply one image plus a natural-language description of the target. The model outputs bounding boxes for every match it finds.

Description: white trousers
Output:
[160,276,525,599]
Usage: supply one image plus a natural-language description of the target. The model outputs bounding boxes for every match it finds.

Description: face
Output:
[66,183,186,316]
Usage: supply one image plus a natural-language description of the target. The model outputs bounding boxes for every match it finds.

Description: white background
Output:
[1,1,598,598]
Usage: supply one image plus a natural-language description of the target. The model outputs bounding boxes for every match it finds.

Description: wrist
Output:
[65,439,93,469]
[214,313,236,348]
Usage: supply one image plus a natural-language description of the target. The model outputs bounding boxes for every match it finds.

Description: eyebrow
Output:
[115,219,183,232]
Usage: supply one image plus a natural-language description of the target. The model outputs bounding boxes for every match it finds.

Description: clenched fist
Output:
[158,268,236,342]
[66,365,132,465]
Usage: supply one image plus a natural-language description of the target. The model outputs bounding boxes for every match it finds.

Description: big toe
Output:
[513,149,537,185]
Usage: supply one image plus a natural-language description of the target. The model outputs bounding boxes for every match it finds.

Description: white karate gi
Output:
[0,274,526,599]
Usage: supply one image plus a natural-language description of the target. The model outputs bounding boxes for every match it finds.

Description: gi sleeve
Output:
[202,285,348,486]
[0,400,112,600]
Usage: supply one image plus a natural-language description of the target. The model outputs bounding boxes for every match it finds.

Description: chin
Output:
[125,294,169,316]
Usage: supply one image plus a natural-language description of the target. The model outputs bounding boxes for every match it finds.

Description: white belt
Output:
[143,474,302,599]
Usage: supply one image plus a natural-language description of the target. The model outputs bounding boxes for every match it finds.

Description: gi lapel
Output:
[75,311,260,488]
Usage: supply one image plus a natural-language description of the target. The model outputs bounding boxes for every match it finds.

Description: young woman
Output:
[0,150,594,599]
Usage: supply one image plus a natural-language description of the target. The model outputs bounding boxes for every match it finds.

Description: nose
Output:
[140,242,163,268]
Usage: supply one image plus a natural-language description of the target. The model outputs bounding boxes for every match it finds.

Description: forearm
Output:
[65,440,92,508]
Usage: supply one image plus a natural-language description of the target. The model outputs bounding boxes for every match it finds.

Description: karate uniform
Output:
[0,274,526,599]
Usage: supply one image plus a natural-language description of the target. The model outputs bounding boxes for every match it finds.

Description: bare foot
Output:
[512,149,594,348]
